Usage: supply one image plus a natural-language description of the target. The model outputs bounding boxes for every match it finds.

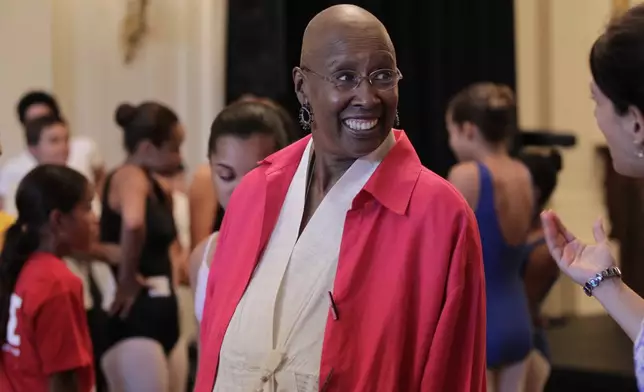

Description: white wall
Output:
[0,0,227,172]
[0,0,54,160]
[515,0,615,316]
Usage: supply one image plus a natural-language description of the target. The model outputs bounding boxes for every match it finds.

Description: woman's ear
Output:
[462,121,477,141]
[628,105,644,145]
[292,67,308,105]
[48,209,65,235]
[137,139,156,158]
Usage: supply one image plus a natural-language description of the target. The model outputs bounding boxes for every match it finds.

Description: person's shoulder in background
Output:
[0,211,16,250]
[415,166,474,216]
[68,135,104,178]
[0,151,36,183]
[0,151,37,213]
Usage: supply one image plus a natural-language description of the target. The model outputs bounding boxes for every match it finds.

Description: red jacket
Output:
[196,130,486,391]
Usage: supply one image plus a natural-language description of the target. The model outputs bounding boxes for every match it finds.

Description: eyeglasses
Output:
[301,67,403,91]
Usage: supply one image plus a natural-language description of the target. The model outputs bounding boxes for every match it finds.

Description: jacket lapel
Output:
[257,136,311,258]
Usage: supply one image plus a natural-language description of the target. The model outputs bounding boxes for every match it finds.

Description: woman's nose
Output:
[351,80,381,108]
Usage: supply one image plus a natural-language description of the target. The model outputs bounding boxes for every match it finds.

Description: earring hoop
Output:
[299,103,313,130]
[634,139,644,158]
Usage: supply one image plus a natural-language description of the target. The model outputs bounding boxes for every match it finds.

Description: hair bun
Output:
[115,103,137,128]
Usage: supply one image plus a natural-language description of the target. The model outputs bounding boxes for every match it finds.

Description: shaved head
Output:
[292,5,400,159]
[300,5,395,66]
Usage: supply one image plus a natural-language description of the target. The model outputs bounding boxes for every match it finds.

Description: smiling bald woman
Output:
[195,5,486,392]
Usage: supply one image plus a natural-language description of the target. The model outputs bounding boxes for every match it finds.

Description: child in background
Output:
[0,165,98,392]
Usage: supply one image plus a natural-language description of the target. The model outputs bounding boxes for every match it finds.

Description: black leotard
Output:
[100,168,179,354]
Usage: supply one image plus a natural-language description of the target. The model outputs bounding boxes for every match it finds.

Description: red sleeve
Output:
[199,187,233,348]
[422,208,487,391]
[199,225,225,348]
[33,286,92,375]
[199,166,250,346]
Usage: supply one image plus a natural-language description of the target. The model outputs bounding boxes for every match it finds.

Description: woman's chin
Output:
[613,158,644,179]
[341,125,388,156]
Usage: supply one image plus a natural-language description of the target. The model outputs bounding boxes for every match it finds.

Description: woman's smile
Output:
[342,117,380,137]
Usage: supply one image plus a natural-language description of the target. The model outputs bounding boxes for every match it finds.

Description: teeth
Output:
[343,119,378,131]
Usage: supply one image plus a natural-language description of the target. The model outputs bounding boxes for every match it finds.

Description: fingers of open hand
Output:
[541,212,566,263]
[550,212,576,242]
[592,218,608,243]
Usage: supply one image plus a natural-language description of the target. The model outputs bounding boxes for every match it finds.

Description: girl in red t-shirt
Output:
[0,164,98,392]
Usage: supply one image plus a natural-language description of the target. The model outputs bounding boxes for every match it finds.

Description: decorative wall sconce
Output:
[612,0,631,16]
[121,0,150,65]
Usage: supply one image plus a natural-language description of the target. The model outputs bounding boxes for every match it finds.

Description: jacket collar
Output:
[260,129,422,215]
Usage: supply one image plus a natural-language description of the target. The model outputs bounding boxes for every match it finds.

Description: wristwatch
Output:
[583,266,622,297]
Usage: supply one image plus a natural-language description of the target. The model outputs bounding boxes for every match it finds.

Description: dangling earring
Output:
[634,139,644,158]
[394,110,400,128]
[299,103,314,130]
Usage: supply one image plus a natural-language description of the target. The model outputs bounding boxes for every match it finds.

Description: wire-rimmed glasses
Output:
[301,67,403,91]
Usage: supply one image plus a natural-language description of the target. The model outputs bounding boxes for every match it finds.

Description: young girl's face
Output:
[61,184,98,252]
[209,134,277,209]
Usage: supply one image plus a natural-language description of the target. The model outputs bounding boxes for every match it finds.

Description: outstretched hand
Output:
[540,210,616,286]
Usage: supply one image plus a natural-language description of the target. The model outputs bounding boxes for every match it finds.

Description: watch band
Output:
[583,266,622,297]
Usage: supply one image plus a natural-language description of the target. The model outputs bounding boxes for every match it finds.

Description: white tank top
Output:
[194,232,219,323]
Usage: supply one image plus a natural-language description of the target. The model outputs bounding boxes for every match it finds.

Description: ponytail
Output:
[0,222,41,344]
[0,164,88,346]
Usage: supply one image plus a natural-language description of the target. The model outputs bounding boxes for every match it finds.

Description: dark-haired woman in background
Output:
[189,100,292,325]
[447,83,534,392]
[0,165,97,392]
[518,150,562,392]
[188,96,299,251]
[540,4,644,390]
[99,102,186,391]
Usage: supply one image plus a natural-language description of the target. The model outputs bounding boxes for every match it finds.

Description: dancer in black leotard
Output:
[101,170,179,352]
[99,101,186,392]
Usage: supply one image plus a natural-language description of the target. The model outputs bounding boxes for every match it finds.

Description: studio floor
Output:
[546,315,637,392]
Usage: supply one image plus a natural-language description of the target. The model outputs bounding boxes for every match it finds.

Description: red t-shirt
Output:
[0,252,94,392]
